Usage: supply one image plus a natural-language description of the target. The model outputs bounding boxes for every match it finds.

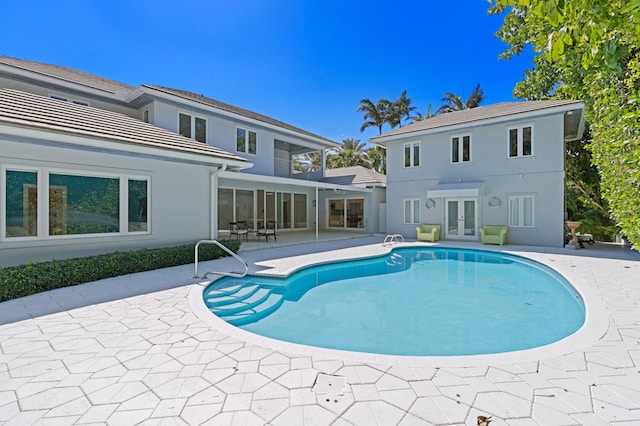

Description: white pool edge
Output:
[189,244,609,368]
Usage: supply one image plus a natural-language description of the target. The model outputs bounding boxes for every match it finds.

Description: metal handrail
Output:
[194,240,249,279]
[382,234,404,246]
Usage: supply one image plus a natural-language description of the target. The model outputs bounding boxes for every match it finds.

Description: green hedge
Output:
[0,240,241,302]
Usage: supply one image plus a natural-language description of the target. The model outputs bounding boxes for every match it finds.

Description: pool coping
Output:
[189,242,609,369]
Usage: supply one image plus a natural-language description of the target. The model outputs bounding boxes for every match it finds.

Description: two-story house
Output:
[0,56,379,267]
[371,101,585,247]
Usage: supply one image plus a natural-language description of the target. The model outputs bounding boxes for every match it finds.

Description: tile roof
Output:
[0,88,250,166]
[0,56,135,94]
[371,99,584,141]
[324,166,386,186]
[143,85,338,146]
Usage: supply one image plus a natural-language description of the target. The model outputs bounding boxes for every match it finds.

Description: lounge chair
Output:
[416,224,440,242]
[229,221,249,241]
[480,225,507,245]
[256,220,277,242]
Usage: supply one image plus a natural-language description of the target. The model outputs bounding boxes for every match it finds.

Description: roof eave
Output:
[370,101,585,144]
[0,122,252,170]
[134,85,340,149]
[0,63,131,100]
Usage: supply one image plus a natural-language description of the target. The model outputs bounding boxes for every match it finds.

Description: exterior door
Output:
[445,198,477,240]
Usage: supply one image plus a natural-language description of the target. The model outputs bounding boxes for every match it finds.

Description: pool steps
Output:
[204,280,285,326]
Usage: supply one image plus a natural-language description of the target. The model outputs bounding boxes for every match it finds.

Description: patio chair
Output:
[480,225,507,245]
[416,224,440,242]
[229,221,249,241]
[257,220,277,242]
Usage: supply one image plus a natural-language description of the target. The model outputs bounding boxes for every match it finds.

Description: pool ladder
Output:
[194,239,249,279]
[382,234,404,246]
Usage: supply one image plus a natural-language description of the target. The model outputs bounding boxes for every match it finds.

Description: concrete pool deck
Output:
[1,237,639,425]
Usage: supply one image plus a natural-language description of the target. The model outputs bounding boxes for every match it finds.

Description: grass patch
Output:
[0,240,240,302]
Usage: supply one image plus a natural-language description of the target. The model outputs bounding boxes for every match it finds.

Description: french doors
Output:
[445,198,477,240]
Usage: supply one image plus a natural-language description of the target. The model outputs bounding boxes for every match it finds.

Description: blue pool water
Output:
[203,248,585,356]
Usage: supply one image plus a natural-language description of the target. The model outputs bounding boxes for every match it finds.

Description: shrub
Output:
[0,240,241,302]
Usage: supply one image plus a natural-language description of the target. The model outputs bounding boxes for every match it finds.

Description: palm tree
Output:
[304,151,323,172]
[357,98,391,134]
[409,103,436,123]
[391,90,416,128]
[366,145,386,174]
[437,83,485,114]
[327,138,370,168]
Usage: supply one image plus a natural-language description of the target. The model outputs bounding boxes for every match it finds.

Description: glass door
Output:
[445,198,477,240]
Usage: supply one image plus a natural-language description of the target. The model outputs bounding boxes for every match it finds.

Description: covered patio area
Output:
[221,229,376,252]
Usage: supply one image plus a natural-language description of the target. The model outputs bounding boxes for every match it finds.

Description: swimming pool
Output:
[202,247,585,356]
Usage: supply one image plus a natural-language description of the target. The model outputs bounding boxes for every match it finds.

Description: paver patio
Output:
[1,237,639,425]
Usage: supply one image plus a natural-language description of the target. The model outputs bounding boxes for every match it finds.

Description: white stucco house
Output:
[371,101,585,247]
[0,57,381,267]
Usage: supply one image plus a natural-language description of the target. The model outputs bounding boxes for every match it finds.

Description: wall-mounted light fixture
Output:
[312,200,316,208]
[425,198,436,209]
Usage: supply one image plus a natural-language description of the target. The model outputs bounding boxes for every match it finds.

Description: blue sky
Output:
[2,0,534,145]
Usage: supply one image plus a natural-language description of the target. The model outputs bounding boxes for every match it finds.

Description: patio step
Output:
[220,293,285,326]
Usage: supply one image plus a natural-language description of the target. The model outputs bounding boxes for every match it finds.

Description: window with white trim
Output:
[404,142,420,167]
[451,134,471,163]
[403,198,421,224]
[508,125,533,157]
[3,166,150,239]
[236,128,257,154]
[509,195,534,227]
[178,113,207,143]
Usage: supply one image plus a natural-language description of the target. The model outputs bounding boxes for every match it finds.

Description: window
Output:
[3,167,150,239]
[5,169,38,237]
[451,135,471,163]
[508,125,533,157]
[128,179,148,232]
[142,110,149,123]
[509,195,534,227]
[404,142,420,167]
[50,95,89,106]
[236,128,257,154]
[179,113,207,143]
[403,198,420,224]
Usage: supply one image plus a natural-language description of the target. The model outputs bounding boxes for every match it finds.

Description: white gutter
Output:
[210,164,227,239]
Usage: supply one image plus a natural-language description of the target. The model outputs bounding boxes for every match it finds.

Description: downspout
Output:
[210,164,227,239]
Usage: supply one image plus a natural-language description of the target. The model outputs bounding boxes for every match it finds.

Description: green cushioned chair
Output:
[416,224,440,242]
[480,225,508,245]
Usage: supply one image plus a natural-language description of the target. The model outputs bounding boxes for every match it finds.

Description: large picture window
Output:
[49,174,120,235]
[509,195,534,227]
[3,167,150,239]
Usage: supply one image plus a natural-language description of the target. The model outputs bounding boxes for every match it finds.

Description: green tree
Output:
[365,145,386,174]
[357,98,391,134]
[327,138,370,168]
[387,90,416,128]
[409,103,436,123]
[437,83,485,114]
[490,0,640,246]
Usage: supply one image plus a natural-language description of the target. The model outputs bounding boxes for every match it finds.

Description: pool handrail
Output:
[194,239,249,279]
